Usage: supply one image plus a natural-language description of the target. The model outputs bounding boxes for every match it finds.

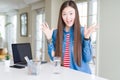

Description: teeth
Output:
[68,22,71,24]
[67,21,71,23]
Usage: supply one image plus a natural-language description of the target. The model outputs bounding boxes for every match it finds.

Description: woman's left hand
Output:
[84,24,98,39]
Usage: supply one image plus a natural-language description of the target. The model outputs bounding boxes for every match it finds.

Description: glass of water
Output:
[53,57,61,74]
[27,60,40,75]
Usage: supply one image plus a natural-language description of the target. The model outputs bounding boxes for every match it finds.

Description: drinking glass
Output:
[53,57,61,74]
[27,60,40,75]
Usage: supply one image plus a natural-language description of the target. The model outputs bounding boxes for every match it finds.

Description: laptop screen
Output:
[12,43,32,66]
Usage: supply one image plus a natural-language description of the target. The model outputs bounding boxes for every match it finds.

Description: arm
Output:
[47,30,56,60]
[41,22,55,61]
[47,43,55,61]
[82,39,92,62]
[81,24,98,62]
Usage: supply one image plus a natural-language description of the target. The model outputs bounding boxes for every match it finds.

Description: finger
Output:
[41,24,47,32]
[42,23,46,28]
[91,24,99,32]
[43,22,49,30]
[42,23,48,30]
[45,22,49,28]
[89,23,96,29]
[90,26,98,33]
[88,25,95,32]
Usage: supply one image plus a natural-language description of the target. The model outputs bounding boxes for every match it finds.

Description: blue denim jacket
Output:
[48,27,92,74]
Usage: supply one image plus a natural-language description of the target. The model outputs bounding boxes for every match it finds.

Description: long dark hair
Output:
[55,0,82,66]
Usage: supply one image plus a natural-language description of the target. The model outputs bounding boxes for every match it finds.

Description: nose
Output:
[66,14,71,20]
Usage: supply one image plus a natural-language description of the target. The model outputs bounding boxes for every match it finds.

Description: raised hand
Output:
[84,24,98,39]
[41,22,54,40]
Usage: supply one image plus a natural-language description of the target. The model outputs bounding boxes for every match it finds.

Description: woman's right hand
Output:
[41,22,54,40]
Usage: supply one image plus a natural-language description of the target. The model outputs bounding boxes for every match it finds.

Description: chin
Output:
[68,25,73,27]
[66,23,73,27]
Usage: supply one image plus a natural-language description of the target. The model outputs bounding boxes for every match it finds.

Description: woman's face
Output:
[62,6,75,28]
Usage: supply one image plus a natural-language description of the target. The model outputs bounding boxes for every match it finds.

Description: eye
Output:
[62,13,66,16]
[70,13,73,15]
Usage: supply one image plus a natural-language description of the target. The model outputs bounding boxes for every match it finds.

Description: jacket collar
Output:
[63,26,74,34]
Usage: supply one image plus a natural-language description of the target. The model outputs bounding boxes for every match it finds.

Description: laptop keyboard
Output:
[10,65,25,69]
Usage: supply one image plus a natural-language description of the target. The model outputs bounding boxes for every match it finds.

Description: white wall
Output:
[97,0,120,80]
[51,0,63,28]
[45,0,52,27]
[45,0,63,29]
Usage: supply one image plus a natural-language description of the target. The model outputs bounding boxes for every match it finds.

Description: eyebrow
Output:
[62,10,74,14]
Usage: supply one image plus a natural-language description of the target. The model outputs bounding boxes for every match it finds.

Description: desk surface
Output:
[0,62,107,80]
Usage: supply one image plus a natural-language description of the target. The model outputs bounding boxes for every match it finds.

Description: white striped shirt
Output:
[64,34,70,68]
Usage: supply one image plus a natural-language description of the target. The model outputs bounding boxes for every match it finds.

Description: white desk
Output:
[0,62,107,80]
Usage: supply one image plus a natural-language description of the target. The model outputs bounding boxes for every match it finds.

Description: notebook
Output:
[11,43,32,68]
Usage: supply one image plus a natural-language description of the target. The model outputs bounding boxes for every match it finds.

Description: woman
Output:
[41,0,97,74]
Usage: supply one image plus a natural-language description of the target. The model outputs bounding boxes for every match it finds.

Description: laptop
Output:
[11,43,32,68]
